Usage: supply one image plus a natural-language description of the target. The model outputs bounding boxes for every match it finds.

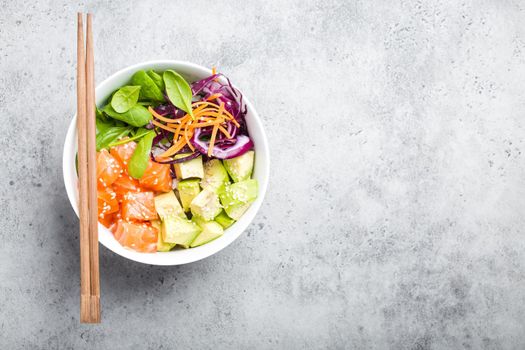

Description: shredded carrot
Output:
[212,67,216,75]
[218,125,231,139]
[194,109,233,120]
[149,106,183,124]
[184,124,195,152]
[193,103,236,121]
[206,93,222,101]
[149,98,242,160]
[159,137,187,158]
[207,103,225,156]
[175,119,185,136]
[152,120,179,133]
[192,104,207,115]
[208,123,220,156]
[192,101,222,108]
[189,120,224,129]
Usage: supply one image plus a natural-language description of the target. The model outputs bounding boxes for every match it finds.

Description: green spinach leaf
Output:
[147,69,165,91]
[103,103,152,127]
[96,115,113,134]
[96,106,107,121]
[108,127,150,147]
[111,85,141,113]
[137,101,155,106]
[96,126,132,151]
[128,130,156,179]
[163,70,194,118]
[131,70,164,101]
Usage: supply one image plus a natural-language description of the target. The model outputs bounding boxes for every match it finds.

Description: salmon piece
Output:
[99,212,118,229]
[139,160,173,192]
[121,191,157,221]
[96,149,122,189]
[113,220,158,253]
[112,173,141,200]
[110,141,137,168]
[97,187,119,221]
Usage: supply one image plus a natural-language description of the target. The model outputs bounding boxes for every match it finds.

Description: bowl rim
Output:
[62,60,269,265]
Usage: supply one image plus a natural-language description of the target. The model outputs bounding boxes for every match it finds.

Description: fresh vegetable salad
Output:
[93,68,257,253]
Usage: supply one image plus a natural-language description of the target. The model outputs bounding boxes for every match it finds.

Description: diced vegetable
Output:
[214,210,236,229]
[173,154,204,179]
[219,179,258,220]
[223,150,254,183]
[152,220,176,252]
[177,179,201,212]
[190,188,222,221]
[201,159,230,192]
[162,216,201,248]
[153,191,185,220]
[190,219,223,247]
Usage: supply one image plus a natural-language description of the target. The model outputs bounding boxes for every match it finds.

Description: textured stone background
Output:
[1,0,525,349]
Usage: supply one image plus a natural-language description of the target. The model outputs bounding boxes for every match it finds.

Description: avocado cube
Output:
[178,179,201,212]
[214,210,236,229]
[152,220,176,252]
[223,151,254,183]
[162,216,201,248]
[173,154,204,179]
[190,188,222,221]
[201,159,230,192]
[190,219,224,247]
[219,179,258,220]
[154,191,185,220]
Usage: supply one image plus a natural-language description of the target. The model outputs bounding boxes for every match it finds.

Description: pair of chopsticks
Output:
[77,13,100,324]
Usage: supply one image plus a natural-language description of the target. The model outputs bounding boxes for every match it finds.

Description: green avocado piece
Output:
[223,150,254,183]
[154,191,185,220]
[201,159,230,192]
[190,219,224,247]
[219,179,258,220]
[214,210,236,229]
[190,188,222,221]
[174,154,204,179]
[152,220,176,252]
[177,179,201,212]
[162,216,201,248]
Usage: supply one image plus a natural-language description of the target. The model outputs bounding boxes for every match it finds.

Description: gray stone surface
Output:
[1,0,525,348]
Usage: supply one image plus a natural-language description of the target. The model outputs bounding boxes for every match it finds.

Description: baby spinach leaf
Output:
[131,70,164,102]
[96,126,132,151]
[147,69,165,90]
[96,115,114,134]
[108,127,150,147]
[163,70,194,118]
[137,101,155,106]
[103,103,152,127]
[111,85,141,113]
[96,106,107,121]
[128,130,156,179]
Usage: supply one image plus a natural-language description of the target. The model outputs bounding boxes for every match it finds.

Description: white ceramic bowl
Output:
[63,60,269,265]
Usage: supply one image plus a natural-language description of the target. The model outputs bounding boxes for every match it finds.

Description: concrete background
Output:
[1,0,525,349]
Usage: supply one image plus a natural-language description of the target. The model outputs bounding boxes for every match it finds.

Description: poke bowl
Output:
[63,60,269,265]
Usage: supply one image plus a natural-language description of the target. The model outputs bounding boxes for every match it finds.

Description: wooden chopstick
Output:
[85,13,101,324]
[77,12,100,324]
[77,13,92,324]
